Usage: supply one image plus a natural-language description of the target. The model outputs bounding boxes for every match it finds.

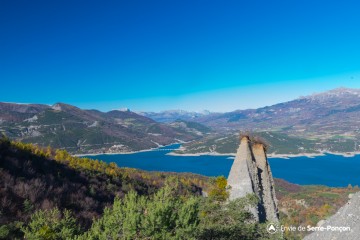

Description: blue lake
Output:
[86,144,360,187]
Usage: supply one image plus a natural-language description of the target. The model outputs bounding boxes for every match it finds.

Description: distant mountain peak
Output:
[160,109,192,114]
[325,87,360,94]
[302,87,360,101]
[139,109,213,115]
[51,102,82,112]
[137,109,215,123]
[118,107,131,112]
[52,103,62,111]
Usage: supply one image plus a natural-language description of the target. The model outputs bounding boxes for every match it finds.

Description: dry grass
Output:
[239,131,251,141]
[239,131,269,151]
[252,136,269,151]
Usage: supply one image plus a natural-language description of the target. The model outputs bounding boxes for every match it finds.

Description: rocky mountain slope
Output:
[195,88,360,138]
[304,191,360,240]
[142,88,360,139]
[0,102,208,154]
[165,88,360,155]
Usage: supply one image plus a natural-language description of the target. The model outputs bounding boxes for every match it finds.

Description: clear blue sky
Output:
[1,0,360,112]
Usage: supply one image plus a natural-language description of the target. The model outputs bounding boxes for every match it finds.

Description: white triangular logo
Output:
[269,225,276,231]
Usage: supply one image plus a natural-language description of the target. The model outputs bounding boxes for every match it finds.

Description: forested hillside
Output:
[0,102,209,154]
[0,136,275,239]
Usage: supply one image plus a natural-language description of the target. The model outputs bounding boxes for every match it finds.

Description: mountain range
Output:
[138,88,360,139]
[0,102,209,154]
[137,109,212,123]
[1,87,360,155]
[194,88,360,138]
[146,88,360,155]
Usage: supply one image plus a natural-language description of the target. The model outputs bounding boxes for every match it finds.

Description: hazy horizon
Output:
[3,85,360,113]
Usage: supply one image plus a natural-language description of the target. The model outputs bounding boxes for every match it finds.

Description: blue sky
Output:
[1,0,360,112]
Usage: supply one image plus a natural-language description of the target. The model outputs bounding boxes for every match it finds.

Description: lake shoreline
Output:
[168,151,360,159]
[75,146,360,159]
[76,145,360,187]
[73,143,182,157]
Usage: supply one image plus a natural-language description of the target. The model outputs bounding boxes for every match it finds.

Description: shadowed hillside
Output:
[0,136,208,238]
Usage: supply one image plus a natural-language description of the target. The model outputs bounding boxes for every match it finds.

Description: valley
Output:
[2,88,360,157]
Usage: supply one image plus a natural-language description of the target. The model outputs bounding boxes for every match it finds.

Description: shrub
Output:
[21,208,80,240]
[79,181,200,240]
[208,176,229,201]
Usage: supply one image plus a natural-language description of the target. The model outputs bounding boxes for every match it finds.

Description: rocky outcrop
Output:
[227,136,260,220]
[227,135,279,222]
[253,143,279,222]
[304,191,360,240]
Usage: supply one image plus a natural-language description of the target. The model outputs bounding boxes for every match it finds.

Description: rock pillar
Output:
[253,143,279,222]
[227,135,279,223]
